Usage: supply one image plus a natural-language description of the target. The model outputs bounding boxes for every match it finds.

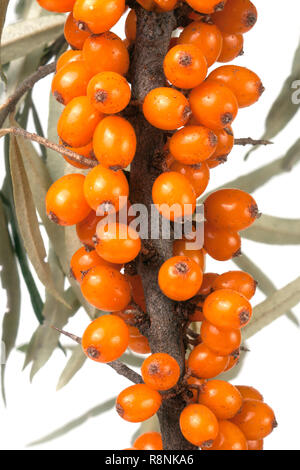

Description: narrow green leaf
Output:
[28,397,116,447]
[0,0,9,80]
[56,344,86,391]
[131,415,160,446]
[121,353,144,369]
[242,215,300,245]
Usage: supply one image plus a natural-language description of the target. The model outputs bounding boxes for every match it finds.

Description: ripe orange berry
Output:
[37,0,75,12]
[173,239,205,270]
[188,343,229,379]
[169,126,217,165]
[247,439,264,451]
[133,432,163,450]
[73,0,125,34]
[198,272,219,299]
[231,399,277,440]
[128,335,151,354]
[201,320,241,356]
[84,165,129,214]
[95,223,141,264]
[64,12,90,50]
[87,72,131,115]
[56,50,82,72]
[81,265,131,311]
[82,314,129,362]
[163,44,207,89]
[158,256,203,301]
[213,270,257,300]
[204,222,241,261]
[76,211,103,249]
[189,301,205,322]
[93,116,136,169]
[116,384,162,423]
[198,380,243,420]
[141,353,180,391]
[218,32,244,63]
[203,288,252,329]
[70,246,117,283]
[212,0,257,34]
[154,0,178,11]
[208,65,264,108]
[52,61,92,105]
[224,352,239,372]
[209,126,234,163]
[170,161,210,198]
[203,420,248,450]
[185,0,227,14]
[59,139,96,169]
[178,20,223,67]
[143,87,191,131]
[190,81,238,130]
[83,32,129,76]
[180,404,219,447]
[57,96,102,147]
[125,9,137,43]
[46,174,91,226]
[236,386,263,402]
[152,172,196,221]
[205,189,259,231]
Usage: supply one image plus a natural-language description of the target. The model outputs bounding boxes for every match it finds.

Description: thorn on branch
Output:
[51,326,82,345]
[234,137,273,146]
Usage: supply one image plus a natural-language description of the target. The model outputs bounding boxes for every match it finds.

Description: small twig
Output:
[234,138,273,146]
[0,127,97,168]
[51,326,82,345]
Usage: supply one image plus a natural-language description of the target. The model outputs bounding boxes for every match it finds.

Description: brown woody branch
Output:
[235,137,273,146]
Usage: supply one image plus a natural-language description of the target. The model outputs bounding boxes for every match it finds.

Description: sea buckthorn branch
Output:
[234,137,273,146]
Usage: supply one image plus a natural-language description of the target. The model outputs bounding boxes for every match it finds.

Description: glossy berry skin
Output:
[173,239,205,270]
[76,211,103,249]
[218,32,244,63]
[209,126,234,162]
[198,380,243,420]
[59,139,96,169]
[143,87,191,131]
[70,246,117,283]
[87,72,131,114]
[81,265,131,311]
[203,288,252,330]
[231,399,277,440]
[84,165,129,214]
[133,432,163,450]
[73,0,125,35]
[188,343,229,379]
[212,0,257,34]
[178,20,223,67]
[56,50,82,72]
[95,223,141,264]
[163,44,208,89]
[158,256,203,301]
[169,126,217,165]
[83,32,129,76]
[46,174,91,226]
[57,96,102,148]
[213,270,257,300]
[82,314,129,363]
[52,61,92,105]
[180,404,219,447]
[64,12,90,50]
[236,386,263,402]
[141,353,180,391]
[93,116,136,169]
[125,9,137,43]
[204,189,259,231]
[203,420,248,450]
[189,81,238,130]
[185,0,227,14]
[225,353,239,372]
[197,272,219,299]
[204,222,241,261]
[152,172,196,221]
[247,439,264,451]
[128,335,151,354]
[37,0,75,12]
[116,384,162,423]
[208,65,264,108]
[201,320,241,356]
[170,161,210,198]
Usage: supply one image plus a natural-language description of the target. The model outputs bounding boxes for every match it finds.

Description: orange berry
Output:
[212,0,257,34]
[57,96,102,147]
[52,61,92,105]
[209,126,234,164]
[37,0,75,12]
[203,420,248,450]
[82,314,129,362]
[154,0,178,11]
[185,0,227,14]
[218,32,244,63]
[141,353,181,391]
[73,0,125,34]
[70,246,117,283]
[188,343,229,379]
[189,81,238,130]
[197,272,219,299]
[56,50,82,72]
[59,139,96,169]
[64,12,90,50]
[180,404,219,447]
[173,239,206,270]
[203,288,252,329]
[213,270,257,300]
[126,274,146,312]
[169,126,217,165]
[76,211,103,249]
[170,161,210,198]
[198,380,243,420]
[133,432,163,450]
[83,32,129,76]
[236,386,263,402]
[163,44,207,89]
[116,384,162,423]
[231,399,277,440]
[125,9,137,43]
[224,353,239,372]
[128,335,151,354]
[46,174,91,226]
[84,165,129,214]
[158,256,203,301]
[189,301,205,323]
[178,20,223,67]
[152,172,196,221]
[93,116,136,169]
[201,320,241,356]
[143,87,191,131]
[204,222,241,261]
[87,72,131,114]
[81,265,131,311]
[247,439,264,451]
[95,223,141,264]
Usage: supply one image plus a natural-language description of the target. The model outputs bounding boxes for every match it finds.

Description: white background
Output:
[0,1,299,450]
